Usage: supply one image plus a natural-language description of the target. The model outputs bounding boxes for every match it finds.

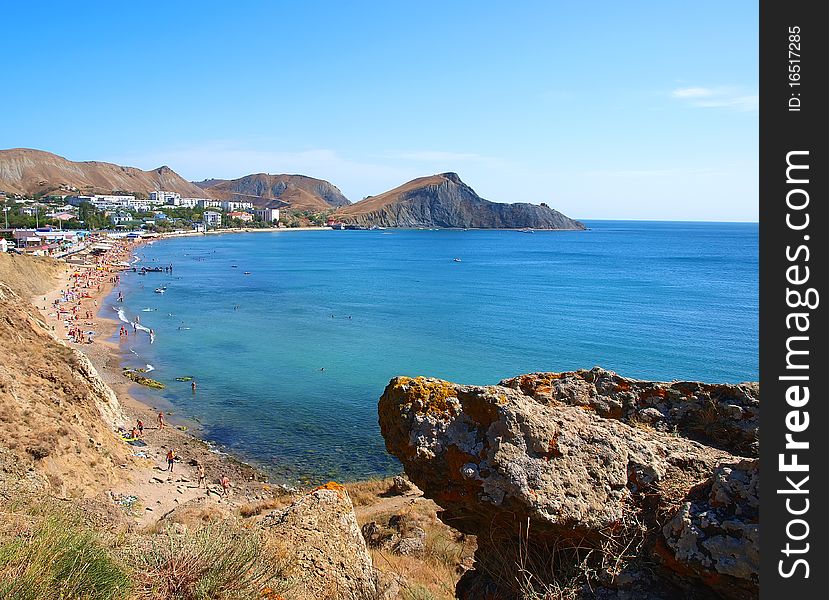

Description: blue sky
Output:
[2,1,758,221]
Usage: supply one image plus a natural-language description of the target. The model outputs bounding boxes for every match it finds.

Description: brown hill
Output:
[0,148,206,197]
[198,173,351,211]
[336,172,584,229]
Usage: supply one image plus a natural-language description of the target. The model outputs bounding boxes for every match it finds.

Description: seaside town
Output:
[0,189,286,255]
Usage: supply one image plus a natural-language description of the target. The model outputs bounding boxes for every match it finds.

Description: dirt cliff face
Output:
[0,254,129,497]
[337,172,585,229]
[378,371,759,599]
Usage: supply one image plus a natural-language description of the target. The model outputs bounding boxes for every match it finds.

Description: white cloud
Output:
[671,86,758,112]
[672,87,716,99]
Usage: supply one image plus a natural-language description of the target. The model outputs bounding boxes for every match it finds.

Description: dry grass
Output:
[344,477,396,507]
[239,492,295,518]
[136,524,293,599]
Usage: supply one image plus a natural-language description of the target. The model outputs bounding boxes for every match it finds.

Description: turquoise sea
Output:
[109,221,758,483]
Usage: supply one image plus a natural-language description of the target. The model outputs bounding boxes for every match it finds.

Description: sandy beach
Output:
[32,236,283,527]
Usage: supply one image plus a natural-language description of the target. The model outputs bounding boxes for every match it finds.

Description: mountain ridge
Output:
[0,148,206,197]
[196,173,351,210]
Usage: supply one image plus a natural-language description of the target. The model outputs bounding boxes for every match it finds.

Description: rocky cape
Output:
[336,172,585,230]
[195,173,351,211]
[378,368,759,599]
[0,148,206,198]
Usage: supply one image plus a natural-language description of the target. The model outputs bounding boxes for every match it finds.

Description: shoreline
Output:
[33,238,284,527]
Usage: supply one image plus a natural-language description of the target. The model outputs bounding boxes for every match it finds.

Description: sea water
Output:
[109,221,758,483]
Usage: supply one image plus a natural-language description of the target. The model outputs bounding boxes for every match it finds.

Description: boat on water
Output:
[154,287,166,294]
[453,257,462,263]
[244,271,251,275]
[518,228,534,233]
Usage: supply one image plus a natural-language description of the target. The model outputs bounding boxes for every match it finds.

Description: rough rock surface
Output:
[378,372,759,600]
[262,484,384,599]
[659,459,759,600]
[337,172,585,229]
[500,368,758,457]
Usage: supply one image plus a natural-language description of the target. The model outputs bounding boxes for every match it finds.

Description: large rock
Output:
[261,483,386,599]
[500,368,758,457]
[378,374,759,599]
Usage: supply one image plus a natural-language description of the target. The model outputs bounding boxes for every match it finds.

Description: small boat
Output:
[453,257,462,263]
[518,228,534,233]
[154,287,166,294]
[244,271,251,275]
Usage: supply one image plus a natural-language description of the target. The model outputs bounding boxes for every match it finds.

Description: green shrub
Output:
[0,517,133,600]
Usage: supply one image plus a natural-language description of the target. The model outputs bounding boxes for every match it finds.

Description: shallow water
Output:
[109,221,758,483]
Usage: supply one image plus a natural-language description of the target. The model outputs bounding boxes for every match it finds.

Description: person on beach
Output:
[137,419,144,437]
[220,474,231,496]
[197,463,206,487]
[166,448,176,472]
[158,411,165,429]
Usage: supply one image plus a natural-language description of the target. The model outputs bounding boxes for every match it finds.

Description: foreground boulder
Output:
[378,372,759,599]
[262,483,387,599]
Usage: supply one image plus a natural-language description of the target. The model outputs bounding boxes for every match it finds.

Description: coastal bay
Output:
[109,221,759,484]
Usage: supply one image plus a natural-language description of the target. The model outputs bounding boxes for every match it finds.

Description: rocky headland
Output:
[336,172,585,230]
[378,368,759,599]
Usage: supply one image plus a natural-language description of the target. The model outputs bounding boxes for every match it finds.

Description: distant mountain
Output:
[197,174,351,211]
[336,172,585,229]
[193,178,227,190]
[0,148,206,197]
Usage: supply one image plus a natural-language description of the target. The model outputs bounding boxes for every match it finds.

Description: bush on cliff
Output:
[0,516,133,600]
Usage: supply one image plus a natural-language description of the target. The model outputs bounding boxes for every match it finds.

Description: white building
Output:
[222,200,253,211]
[254,208,280,223]
[0,238,8,253]
[203,210,222,227]
[196,199,253,211]
[110,211,134,225]
[177,197,206,208]
[150,191,181,205]
[197,199,224,209]
[67,194,141,211]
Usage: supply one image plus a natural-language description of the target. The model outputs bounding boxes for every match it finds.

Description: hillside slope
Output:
[0,148,206,197]
[336,172,584,229]
[0,254,129,497]
[198,173,351,210]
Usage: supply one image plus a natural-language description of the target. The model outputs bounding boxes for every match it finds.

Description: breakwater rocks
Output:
[378,368,759,599]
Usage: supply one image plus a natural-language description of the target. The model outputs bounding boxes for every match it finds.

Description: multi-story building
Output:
[150,191,181,205]
[197,199,224,209]
[222,200,254,211]
[203,210,222,227]
[254,208,280,223]
[176,198,205,208]
[66,194,142,211]
[228,211,253,222]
